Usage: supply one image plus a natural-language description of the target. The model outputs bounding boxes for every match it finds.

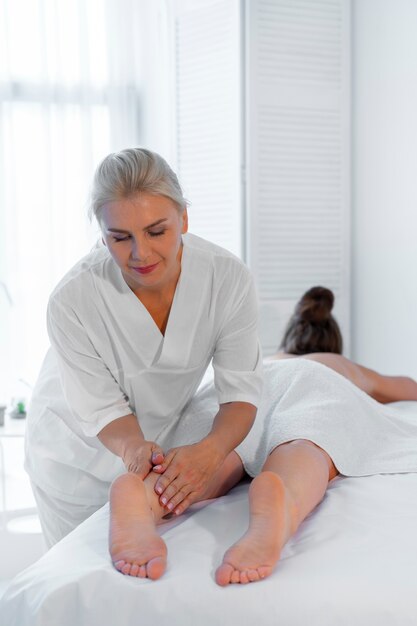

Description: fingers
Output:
[153,453,195,511]
[159,483,192,511]
[124,441,164,477]
[151,447,165,466]
[153,450,178,495]
[152,449,176,476]
[151,445,209,511]
[154,467,179,499]
[172,494,194,516]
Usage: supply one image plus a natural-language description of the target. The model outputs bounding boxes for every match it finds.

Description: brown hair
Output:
[279,286,343,355]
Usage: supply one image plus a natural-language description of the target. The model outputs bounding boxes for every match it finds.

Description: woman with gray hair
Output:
[26,148,417,586]
[25,148,262,571]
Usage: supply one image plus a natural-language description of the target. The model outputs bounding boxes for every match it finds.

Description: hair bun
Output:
[295,286,334,323]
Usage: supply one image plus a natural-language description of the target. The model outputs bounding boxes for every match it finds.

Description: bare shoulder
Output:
[266,352,298,362]
[269,352,360,382]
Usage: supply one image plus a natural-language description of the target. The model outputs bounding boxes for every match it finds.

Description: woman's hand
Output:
[122,440,165,480]
[98,414,165,479]
[97,414,165,479]
[152,401,256,515]
[152,438,226,515]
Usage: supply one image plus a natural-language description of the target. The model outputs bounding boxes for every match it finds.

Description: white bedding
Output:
[150,359,417,481]
[2,406,417,626]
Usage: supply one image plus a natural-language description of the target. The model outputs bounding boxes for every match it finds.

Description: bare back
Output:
[269,352,417,404]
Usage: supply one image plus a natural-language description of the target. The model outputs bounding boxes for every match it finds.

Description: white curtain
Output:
[0,0,169,405]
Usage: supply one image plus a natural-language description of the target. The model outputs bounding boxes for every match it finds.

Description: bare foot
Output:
[109,473,167,580]
[215,471,295,585]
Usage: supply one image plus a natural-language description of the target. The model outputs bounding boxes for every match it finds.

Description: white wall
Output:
[352,0,417,377]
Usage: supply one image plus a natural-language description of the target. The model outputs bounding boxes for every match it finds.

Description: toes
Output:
[146,556,167,580]
[258,565,271,580]
[113,555,166,580]
[239,571,250,584]
[215,563,234,586]
[247,569,260,582]
[113,560,125,572]
[216,563,265,585]
[130,563,140,577]
[231,570,241,584]
[215,562,269,586]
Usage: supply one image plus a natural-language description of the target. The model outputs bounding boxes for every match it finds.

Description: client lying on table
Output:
[110,286,417,585]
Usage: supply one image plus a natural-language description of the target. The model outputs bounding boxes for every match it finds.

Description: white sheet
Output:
[2,467,417,624]
[240,361,417,477]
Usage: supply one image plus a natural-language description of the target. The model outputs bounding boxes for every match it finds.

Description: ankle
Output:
[254,471,300,536]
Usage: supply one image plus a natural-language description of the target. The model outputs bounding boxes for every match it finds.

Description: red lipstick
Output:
[131,263,159,275]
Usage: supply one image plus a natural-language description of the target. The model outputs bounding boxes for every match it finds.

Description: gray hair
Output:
[88,148,187,220]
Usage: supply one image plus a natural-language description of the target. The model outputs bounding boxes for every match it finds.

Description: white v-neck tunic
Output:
[25,234,262,506]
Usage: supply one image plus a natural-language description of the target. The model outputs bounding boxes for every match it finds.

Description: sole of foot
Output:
[109,473,167,580]
[215,471,290,585]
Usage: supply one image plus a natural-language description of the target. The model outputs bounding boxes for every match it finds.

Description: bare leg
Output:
[199,449,247,500]
[109,472,168,579]
[109,451,245,578]
[215,439,338,585]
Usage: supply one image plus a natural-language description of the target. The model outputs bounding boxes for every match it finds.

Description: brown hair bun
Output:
[295,286,334,324]
[279,285,343,355]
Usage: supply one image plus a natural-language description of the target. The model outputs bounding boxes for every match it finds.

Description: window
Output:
[0,0,148,403]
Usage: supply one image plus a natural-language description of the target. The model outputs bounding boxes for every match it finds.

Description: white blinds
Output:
[168,0,351,355]
[173,0,243,257]
[246,0,351,354]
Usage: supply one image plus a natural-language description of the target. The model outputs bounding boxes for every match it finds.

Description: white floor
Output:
[0,432,46,594]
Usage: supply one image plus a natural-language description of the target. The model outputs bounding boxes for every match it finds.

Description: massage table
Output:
[1,402,417,625]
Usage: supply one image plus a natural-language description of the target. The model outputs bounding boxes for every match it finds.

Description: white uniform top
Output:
[25,233,262,505]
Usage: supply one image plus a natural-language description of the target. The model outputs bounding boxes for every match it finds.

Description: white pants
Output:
[30,482,105,548]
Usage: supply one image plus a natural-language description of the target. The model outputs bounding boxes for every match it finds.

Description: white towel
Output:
[167,359,417,477]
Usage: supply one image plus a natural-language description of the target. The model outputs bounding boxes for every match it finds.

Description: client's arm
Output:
[352,364,417,404]
[272,352,417,404]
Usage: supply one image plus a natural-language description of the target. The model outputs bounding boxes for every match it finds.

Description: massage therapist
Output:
[25,148,262,547]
